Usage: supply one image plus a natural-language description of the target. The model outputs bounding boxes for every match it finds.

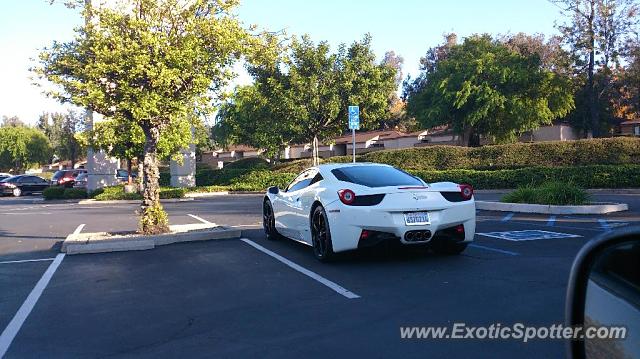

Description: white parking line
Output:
[598,219,611,232]
[240,238,360,299]
[0,253,65,357]
[0,223,83,357]
[468,244,519,256]
[501,213,514,222]
[187,214,215,225]
[0,258,55,265]
[547,215,556,227]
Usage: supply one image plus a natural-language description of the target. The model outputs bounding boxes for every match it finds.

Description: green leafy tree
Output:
[37,111,85,167]
[35,0,249,234]
[1,116,25,127]
[405,35,574,146]
[215,34,397,161]
[552,0,639,136]
[0,126,52,173]
[213,85,297,161]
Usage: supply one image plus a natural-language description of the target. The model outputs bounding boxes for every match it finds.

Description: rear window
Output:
[52,171,65,180]
[331,166,423,188]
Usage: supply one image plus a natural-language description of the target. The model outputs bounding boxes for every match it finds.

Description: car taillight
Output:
[459,184,473,200]
[338,189,356,205]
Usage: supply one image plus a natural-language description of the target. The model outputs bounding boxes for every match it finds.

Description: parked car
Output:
[116,169,137,183]
[51,169,87,188]
[0,175,50,197]
[73,172,88,189]
[263,163,476,261]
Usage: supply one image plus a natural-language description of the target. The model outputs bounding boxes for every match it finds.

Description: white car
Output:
[263,163,476,261]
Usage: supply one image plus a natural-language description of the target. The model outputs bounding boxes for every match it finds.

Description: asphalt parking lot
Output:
[1,193,639,358]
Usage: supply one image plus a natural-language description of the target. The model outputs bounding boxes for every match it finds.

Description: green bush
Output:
[93,186,142,201]
[502,182,590,205]
[63,188,88,199]
[159,187,187,199]
[159,172,170,186]
[92,186,187,201]
[409,165,640,189]
[224,157,270,170]
[362,137,640,170]
[189,185,231,192]
[43,186,66,200]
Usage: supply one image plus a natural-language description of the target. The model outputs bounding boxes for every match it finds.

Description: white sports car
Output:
[263,163,476,261]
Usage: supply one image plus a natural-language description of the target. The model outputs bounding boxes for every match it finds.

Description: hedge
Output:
[363,137,640,170]
[91,186,187,201]
[409,165,640,189]
[43,187,88,200]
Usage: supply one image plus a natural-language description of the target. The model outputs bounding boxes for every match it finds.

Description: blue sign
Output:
[477,230,581,241]
[348,106,359,130]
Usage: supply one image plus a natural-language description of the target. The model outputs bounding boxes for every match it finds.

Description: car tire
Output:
[431,240,468,255]
[311,205,335,262]
[263,199,280,240]
[12,187,22,197]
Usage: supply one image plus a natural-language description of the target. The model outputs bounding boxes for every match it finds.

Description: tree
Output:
[35,0,249,234]
[0,126,52,173]
[1,116,25,127]
[82,115,205,183]
[37,111,85,167]
[552,0,639,137]
[405,35,575,146]
[213,85,298,161]
[215,34,397,161]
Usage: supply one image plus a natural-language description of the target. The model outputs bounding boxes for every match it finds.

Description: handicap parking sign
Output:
[348,106,359,130]
[477,230,581,241]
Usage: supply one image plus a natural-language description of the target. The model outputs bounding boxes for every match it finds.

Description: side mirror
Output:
[268,186,279,195]
[566,226,640,359]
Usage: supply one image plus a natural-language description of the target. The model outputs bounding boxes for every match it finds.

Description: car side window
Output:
[18,177,30,183]
[286,170,317,192]
[309,173,323,186]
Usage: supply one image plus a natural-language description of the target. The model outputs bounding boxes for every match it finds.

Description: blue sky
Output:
[0,0,563,124]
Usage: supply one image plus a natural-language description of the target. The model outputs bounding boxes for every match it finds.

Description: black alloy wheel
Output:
[311,206,334,262]
[263,199,279,240]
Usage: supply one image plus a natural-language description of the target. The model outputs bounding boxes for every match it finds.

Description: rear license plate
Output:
[404,211,430,226]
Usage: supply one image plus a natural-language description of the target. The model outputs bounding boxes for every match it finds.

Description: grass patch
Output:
[43,187,88,200]
[501,182,590,205]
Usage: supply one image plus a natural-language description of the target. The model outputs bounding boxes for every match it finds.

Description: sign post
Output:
[348,106,359,163]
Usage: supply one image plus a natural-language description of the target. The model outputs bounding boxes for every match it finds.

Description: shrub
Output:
[362,137,640,170]
[224,157,270,170]
[502,182,590,205]
[93,186,142,201]
[139,202,169,235]
[159,187,187,199]
[63,188,88,199]
[189,185,231,192]
[92,186,187,200]
[43,186,66,200]
[409,165,640,189]
[159,172,170,186]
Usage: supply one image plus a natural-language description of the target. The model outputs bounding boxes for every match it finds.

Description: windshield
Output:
[331,166,424,188]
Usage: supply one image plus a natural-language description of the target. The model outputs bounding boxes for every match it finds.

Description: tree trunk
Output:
[127,158,133,185]
[140,125,169,234]
[587,0,599,138]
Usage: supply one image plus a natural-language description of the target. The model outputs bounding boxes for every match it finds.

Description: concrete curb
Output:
[77,198,194,205]
[62,223,241,255]
[476,201,629,214]
[185,191,229,198]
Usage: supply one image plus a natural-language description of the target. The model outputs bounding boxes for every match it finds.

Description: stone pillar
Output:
[86,110,120,192]
[170,127,196,188]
